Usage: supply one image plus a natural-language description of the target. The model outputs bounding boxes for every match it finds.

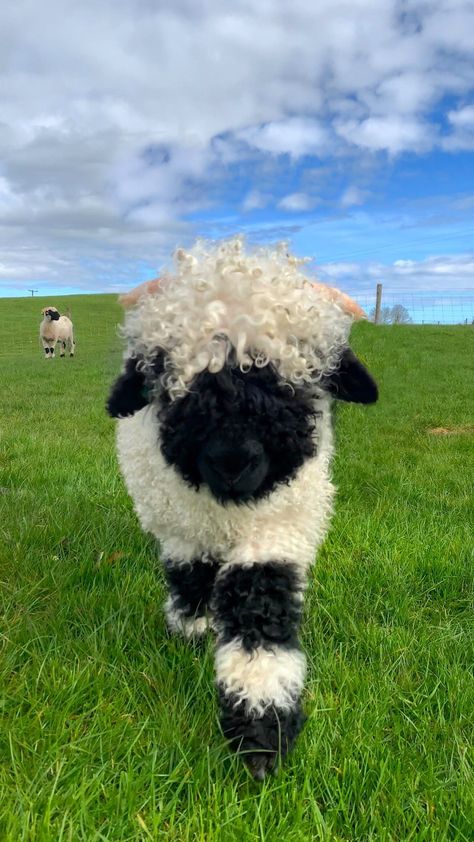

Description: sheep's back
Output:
[56,316,73,341]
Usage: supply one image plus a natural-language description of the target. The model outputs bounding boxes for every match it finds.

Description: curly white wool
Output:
[121,237,353,398]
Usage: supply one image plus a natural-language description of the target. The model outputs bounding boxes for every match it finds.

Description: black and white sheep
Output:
[40,307,75,358]
[106,238,378,779]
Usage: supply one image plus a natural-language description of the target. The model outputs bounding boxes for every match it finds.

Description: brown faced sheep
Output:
[40,307,75,358]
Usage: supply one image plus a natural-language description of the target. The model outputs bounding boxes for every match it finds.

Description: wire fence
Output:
[351,291,474,325]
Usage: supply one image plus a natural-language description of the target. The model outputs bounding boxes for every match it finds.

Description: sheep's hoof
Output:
[244,751,278,781]
[220,696,305,781]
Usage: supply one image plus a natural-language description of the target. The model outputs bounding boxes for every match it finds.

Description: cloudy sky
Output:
[1,0,474,312]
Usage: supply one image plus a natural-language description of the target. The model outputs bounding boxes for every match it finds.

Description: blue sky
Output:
[1,0,474,321]
[191,146,474,263]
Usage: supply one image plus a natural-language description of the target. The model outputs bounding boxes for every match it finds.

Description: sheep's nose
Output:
[208,441,264,482]
[198,438,269,500]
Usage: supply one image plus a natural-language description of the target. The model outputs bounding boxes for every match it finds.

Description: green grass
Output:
[1,295,473,841]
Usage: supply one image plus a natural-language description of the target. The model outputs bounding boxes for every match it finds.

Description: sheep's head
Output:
[42,307,60,321]
[107,238,377,503]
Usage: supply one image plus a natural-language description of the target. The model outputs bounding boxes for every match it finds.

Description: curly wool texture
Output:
[121,238,354,398]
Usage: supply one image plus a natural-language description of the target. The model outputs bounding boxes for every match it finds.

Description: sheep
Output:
[106,238,378,779]
[40,307,75,358]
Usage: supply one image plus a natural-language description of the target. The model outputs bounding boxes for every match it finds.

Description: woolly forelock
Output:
[121,237,354,398]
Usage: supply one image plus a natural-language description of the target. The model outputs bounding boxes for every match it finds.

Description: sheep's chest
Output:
[116,405,335,569]
[40,321,57,341]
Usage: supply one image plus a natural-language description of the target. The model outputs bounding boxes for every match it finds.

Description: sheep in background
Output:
[40,307,75,358]
[106,238,378,779]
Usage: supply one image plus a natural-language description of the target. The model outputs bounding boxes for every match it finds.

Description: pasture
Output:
[0,295,473,841]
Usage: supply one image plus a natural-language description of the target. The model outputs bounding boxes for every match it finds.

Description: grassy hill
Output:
[0,296,473,840]
[0,293,122,355]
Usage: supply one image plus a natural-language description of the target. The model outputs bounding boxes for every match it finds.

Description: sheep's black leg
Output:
[163,554,220,638]
[212,561,307,780]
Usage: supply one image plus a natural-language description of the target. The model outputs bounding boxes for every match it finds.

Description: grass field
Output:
[0,295,473,841]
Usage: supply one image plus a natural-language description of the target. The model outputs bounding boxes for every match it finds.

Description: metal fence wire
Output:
[351,291,474,325]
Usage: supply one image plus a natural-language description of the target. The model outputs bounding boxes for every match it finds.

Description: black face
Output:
[158,364,317,503]
[46,309,60,320]
[106,347,378,505]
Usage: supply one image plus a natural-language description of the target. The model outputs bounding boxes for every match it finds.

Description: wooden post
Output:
[374,283,383,324]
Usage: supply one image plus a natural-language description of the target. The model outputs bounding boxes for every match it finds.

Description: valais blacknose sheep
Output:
[107,238,378,779]
[40,307,75,358]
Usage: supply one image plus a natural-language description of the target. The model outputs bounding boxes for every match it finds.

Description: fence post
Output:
[374,283,383,324]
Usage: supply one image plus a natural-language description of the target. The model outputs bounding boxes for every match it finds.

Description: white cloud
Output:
[1,0,474,289]
[278,192,316,211]
[335,115,432,155]
[371,73,436,116]
[340,186,367,208]
[448,105,474,128]
[318,253,474,294]
[237,118,329,158]
[443,104,474,149]
[317,261,361,277]
[242,190,270,211]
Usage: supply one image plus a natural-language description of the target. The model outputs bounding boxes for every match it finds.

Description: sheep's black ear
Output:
[322,348,378,404]
[106,357,149,418]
